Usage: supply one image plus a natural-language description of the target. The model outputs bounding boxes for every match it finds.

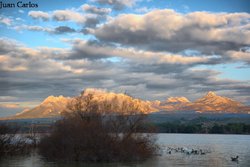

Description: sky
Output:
[0,0,250,117]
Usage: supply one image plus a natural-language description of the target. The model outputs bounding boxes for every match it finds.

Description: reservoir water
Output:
[1,134,250,167]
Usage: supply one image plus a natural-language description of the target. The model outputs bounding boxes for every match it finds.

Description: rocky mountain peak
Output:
[42,95,68,104]
[192,91,245,113]
[166,97,190,103]
[205,91,217,97]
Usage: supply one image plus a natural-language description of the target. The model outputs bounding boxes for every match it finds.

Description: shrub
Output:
[39,93,158,162]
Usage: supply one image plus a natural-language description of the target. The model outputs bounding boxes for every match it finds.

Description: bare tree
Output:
[39,93,158,162]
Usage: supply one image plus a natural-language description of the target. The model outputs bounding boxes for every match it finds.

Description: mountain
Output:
[158,91,249,113]
[3,90,250,120]
[80,88,157,114]
[8,89,157,119]
[189,91,246,113]
[165,97,190,103]
[13,95,72,119]
[159,97,191,112]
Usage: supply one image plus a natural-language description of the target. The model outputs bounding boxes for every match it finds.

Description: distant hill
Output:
[2,89,249,120]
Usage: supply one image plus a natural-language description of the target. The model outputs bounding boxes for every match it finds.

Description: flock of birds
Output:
[158,146,210,156]
[158,146,239,163]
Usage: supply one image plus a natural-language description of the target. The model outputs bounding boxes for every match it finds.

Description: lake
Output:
[1,134,250,167]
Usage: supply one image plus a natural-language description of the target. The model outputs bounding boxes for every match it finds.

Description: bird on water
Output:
[231,156,239,162]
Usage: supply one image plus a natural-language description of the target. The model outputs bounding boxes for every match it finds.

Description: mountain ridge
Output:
[2,89,250,120]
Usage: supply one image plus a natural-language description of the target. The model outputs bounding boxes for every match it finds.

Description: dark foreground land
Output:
[1,113,250,134]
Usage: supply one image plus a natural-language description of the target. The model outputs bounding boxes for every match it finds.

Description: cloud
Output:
[1,37,250,111]
[0,17,12,26]
[82,4,111,15]
[23,25,53,32]
[28,11,50,21]
[135,7,154,13]
[0,103,20,108]
[0,38,91,102]
[226,49,250,64]
[0,102,33,117]
[52,10,85,24]
[0,38,74,73]
[18,10,24,14]
[0,38,21,54]
[28,6,110,29]
[28,9,101,26]
[67,39,220,66]
[51,9,105,28]
[84,14,106,28]
[14,25,77,34]
[94,0,136,10]
[92,10,250,54]
[54,26,76,34]
[0,96,17,101]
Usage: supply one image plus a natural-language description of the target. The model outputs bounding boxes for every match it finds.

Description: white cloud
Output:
[24,25,53,32]
[0,103,20,108]
[227,50,250,63]
[93,9,250,54]
[52,9,106,27]
[135,7,154,13]
[82,4,111,15]
[0,17,12,26]
[94,0,136,10]
[52,9,86,24]
[18,10,24,14]
[28,11,50,21]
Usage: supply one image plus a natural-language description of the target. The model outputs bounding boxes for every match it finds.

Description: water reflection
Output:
[1,134,250,167]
